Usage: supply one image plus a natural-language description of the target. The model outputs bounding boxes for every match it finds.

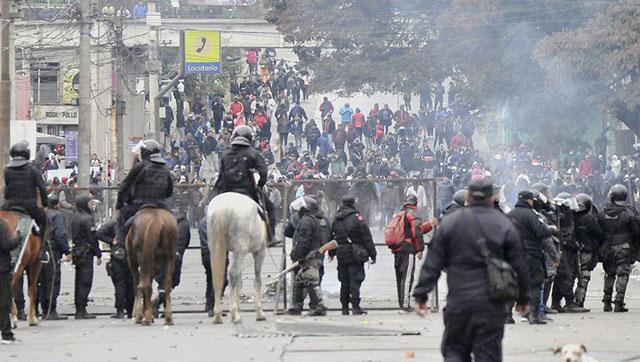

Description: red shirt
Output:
[230,101,244,116]
[352,112,364,128]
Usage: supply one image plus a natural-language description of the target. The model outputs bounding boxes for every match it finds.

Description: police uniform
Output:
[598,196,640,312]
[573,201,603,308]
[289,198,329,315]
[71,195,101,319]
[2,159,48,235]
[116,142,173,243]
[39,196,70,320]
[96,219,134,319]
[217,126,276,238]
[330,198,376,315]
[413,179,529,362]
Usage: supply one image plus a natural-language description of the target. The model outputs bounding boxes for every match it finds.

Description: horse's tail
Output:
[138,212,163,292]
[209,206,230,317]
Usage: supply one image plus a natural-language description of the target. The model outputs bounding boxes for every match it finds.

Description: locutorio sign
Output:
[184,30,221,75]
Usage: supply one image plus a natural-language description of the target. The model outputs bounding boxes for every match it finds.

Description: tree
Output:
[535,0,640,134]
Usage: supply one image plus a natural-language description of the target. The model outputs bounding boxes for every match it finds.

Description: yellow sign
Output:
[184,30,221,74]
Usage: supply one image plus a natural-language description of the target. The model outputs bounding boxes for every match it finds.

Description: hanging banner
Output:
[184,30,221,75]
[64,130,78,161]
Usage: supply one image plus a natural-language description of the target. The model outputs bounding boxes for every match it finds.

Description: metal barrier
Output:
[68,177,441,311]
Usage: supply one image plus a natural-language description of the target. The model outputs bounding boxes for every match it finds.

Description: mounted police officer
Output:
[288,196,330,316]
[115,139,173,244]
[2,141,48,236]
[216,125,275,241]
[573,193,603,308]
[597,184,640,312]
[330,195,376,315]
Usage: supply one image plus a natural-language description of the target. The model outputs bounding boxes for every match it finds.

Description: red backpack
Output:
[384,210,407,249]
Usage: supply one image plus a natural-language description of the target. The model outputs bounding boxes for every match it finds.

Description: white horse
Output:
[207,192,267,324]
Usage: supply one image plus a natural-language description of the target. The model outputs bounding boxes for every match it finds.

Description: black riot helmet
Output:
[532,190,549,211]
[302,196,319,212]
[452,189,467,207]
[8,141,30,167]
[231,125,253,146]
[608,184,628,203]
[140,139,165,164]
[575,193,593,213]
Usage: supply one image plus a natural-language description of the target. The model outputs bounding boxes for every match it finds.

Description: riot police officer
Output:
[39,195,71,320]
[71,195,102,319]
[1,141,48,236]
[551,193,589,313]
[116,139,173,243]
[442,189,467,216]
[597,184,640,312]
[330,195,376,315]
[216,126,275,240]
[573,193,603,308]
[96,219,134,319]
[288,197,330,316]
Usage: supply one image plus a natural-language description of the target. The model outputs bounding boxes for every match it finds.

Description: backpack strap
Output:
[464,209,492,259]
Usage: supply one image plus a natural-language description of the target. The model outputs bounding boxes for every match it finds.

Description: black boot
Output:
[44,310,68,320]
[614,302,628,313]
[352,303,367,315]
[152,296,162,319]
[74,307,96,320]
[16,310,26,321]
[551,303,566,313]
[110,309,125,319]
[341,305,349,316]
[528,309,547,325]
[287,307,302,316]
[308,305,327,316]
[565,303,590,313]
[603,301,613,312]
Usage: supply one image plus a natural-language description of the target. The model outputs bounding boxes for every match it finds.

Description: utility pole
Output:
[114,18,125,182]
[78,0,92,188]
[147,0,161,139]
[0,0,12,202]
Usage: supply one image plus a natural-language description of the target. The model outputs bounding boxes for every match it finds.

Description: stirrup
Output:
[39,249,50,264]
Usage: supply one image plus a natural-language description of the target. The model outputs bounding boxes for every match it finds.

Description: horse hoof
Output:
[213,316,223,324]
[135,318,142,324]
[256,314,267,322]
[141,319,152,326]
[29,321,38,327]
[232,317,242,325]
[11,322,17,329]
[164,319,174,326]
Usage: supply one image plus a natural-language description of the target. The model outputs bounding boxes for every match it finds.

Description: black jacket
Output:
[598,202,640,247]
[507,200,552,260]
[176,214,190,258]
[3,164,48,207]
[413,204,529,311]
[116,160,173,209]
[0,220,18,273]
[291,209,328,262]
[47,207,70,255]
[218,145,267,198]
[574,211,603,253]
[71,196,100,258]
[330,206,376,265]
[95,218,117,243]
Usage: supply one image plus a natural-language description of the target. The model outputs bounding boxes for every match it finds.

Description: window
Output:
[31,63,60,104]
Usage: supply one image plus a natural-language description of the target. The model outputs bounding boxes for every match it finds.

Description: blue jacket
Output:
[133,4,147,18]
[339,106,353,124]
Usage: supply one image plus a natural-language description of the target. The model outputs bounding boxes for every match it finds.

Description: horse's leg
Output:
[130,260,143,324]
[163,259,175,326]
[229,253,243,324]
[27,263,42,326]
[211,238,227,324]
[253,248,266,322]
[141,275,153,326]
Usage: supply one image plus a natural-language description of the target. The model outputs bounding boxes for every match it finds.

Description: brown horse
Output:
[0,211,42,327]
[126,207,177,326]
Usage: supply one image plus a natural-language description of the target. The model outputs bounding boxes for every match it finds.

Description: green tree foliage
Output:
[267,0,631,148]
[535,0,640,133]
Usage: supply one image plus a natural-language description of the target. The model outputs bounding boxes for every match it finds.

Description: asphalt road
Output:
[5,228,640,361]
